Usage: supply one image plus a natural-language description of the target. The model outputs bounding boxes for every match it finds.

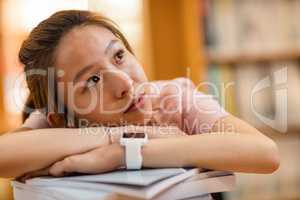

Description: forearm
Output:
[141,133,279,173]
[0,128,108,178]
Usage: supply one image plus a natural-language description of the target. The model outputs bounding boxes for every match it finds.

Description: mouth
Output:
[124,94,145,114]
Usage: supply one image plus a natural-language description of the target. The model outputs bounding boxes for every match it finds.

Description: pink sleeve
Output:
[21,110,50,129]
[181,87,229,135]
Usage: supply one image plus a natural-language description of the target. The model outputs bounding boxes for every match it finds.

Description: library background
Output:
[0,0,299,200]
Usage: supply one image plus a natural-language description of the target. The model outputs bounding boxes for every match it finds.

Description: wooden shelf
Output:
[207,49,300,65]
[147,0,206,84]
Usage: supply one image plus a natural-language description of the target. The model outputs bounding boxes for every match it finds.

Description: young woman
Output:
[0,10,279,180]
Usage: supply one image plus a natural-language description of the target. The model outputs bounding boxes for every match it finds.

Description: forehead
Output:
[54,25,118,80]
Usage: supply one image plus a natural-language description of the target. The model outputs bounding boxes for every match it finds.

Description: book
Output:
[26,168,187,187]
[11,168,235,200]
[211,0,238,56]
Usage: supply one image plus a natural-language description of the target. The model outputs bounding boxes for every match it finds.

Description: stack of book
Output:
[12,168,235,200]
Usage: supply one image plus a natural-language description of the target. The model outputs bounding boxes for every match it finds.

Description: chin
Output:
[123,99,153,125]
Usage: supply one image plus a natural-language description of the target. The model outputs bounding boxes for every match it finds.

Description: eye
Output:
[86,75,101,88]
[114,49,125,65]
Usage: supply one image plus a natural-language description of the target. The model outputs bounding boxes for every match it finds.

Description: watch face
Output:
[123,132,146,138]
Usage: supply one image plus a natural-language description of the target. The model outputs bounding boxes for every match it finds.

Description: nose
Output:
[106,71,133,99]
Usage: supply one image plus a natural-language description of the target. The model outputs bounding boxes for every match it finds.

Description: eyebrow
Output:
[104,39,118,54]
[73,39,119,84]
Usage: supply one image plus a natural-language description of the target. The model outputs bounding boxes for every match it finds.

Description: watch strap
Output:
[125,142,142,170]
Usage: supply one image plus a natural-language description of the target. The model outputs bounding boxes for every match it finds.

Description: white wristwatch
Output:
[120,132,148,170]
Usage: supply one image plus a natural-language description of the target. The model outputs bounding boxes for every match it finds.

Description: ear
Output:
[47,112,65,128]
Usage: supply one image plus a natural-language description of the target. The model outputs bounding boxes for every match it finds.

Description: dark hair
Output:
[19,10,133,126]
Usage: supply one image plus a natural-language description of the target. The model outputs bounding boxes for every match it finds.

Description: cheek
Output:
[126,57,147,82]
[73,91,116,122]
[84,99,125,126]
[72,91,96,112]
[69,85,102,112]
[135,66,147,82]
[74,88,117,115]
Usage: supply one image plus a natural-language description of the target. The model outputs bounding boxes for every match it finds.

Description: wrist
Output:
[113,143,126,168]
[142,138,189,168]
[142,139,159,167]
[120,132,148,169]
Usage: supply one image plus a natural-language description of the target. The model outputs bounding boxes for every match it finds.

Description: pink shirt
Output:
[22,78,228,134]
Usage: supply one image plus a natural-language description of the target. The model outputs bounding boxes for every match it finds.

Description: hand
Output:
[16,167,50,183]
[150,78,195,127]
[17,143,124,180]
[48,143,124,177]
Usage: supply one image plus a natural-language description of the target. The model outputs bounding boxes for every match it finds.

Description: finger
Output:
[49,160,67,177]
[17,167,50,182]
[49,156,83,177]
[27,168,50,178]
[49,148,111,176]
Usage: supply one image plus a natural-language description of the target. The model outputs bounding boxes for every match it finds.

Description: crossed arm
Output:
[0,114,280,179]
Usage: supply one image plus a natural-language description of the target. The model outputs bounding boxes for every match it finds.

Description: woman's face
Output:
[54,25,153,126]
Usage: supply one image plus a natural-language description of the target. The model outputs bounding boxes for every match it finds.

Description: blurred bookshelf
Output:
[147,0,300,129]
[202,0,300,200]
[208,50,300,65]
[147,0,300,200]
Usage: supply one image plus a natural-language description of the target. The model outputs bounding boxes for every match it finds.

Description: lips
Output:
[124,94,145,113]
